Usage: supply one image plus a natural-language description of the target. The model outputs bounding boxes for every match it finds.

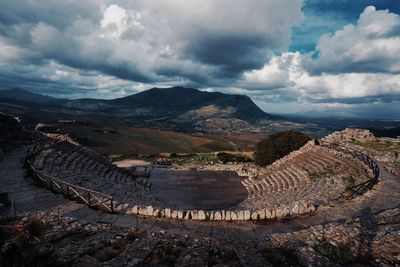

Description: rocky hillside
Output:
[0,87,289,133]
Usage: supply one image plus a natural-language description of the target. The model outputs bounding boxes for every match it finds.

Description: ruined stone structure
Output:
[23,129,380,222]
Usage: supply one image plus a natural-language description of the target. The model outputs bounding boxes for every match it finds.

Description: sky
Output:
[0,0,399,119]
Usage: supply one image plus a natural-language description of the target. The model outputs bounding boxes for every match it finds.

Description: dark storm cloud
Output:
[0,0,399,118]
[0,0,102,29]
[186,34,271,77]
[0,0,304,92]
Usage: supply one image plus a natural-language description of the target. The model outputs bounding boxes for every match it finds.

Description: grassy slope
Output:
[48,122,260,155]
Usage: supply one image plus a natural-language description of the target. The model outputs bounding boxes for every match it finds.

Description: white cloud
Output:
[307,6,400,74]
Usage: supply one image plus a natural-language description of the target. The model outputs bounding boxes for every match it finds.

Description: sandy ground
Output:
[113,159,151,168]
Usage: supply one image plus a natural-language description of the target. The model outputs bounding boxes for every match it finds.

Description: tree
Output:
[254,130,311,167]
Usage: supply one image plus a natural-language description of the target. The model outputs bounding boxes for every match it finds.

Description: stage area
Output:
[150,169,248,210]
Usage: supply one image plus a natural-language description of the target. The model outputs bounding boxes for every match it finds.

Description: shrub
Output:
[216,152,252,164]
[254,130,311,167]
[316,242,358,265]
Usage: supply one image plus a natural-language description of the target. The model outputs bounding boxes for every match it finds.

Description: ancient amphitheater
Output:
[23,129,379,221]
[2,123,400,266]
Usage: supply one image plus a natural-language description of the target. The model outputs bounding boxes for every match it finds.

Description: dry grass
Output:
[353,140,400,152]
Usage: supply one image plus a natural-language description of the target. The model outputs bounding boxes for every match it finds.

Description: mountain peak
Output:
[110,86,279,123]
[0,87,55,103]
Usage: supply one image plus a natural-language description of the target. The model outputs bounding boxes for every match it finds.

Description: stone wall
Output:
[125,201,317,221]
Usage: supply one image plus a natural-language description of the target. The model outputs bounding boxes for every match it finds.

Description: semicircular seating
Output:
[239,142,370,211]
[32,141,155,211]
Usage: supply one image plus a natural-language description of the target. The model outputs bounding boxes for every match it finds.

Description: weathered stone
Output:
[214,211,222,220]
[171,210,178,219]
[251,211,258,220]
[132,205,139,214]
[237,210,244,220]
[191,210,198,220]
[231,211,238,221]
[177,210,184,219]
[197,210,206,221]
[159,209,165,218]
[265,209,272,219]
[165,208,171,218]
[298,202,307,214]
[244,210,251,221]
[309,204,316,212]
[282,207,290,217]
[257,210,266,220]
[147,206,154,216]
[184,210,191,220]
[225,211,231,221]
[153,209,160,217]
[291,203,300,215]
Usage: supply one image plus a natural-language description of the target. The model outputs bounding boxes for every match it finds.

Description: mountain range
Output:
[0,87,287,132]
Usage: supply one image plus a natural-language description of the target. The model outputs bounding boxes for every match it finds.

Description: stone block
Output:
[165,208,171,218]
[191,210,198,220]
[177,210,184,219]
[265,209,272,219]
[291,203,300,215]
[244,210,251,221]
[257,210,266,220]
[225,211,231,221]
[298,202,307,214]
[231,211,238,221]
[171,210,178,219]
[184,211,191,220]
[198,210,206,221]
[160,209,165,218]
[132,205,139,214]
[237,210,244,220]
[153,209,160,217]
[251,211,258,220]
[147,206,154,216]
[214,211,222,220]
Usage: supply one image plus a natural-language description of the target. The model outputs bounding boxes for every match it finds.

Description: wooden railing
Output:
[320,141,380,198]
[24,134,116,213]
